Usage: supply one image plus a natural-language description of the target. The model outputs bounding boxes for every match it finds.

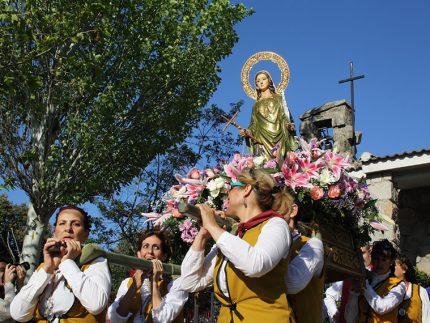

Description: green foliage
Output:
[0,0,251,218]
[416,268,430,287]
[0,194,28,260]
[93,103,242,255]
[108,240,135,301]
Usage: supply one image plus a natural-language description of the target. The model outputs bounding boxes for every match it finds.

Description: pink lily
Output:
[299,137,323,153]
[323,152,350,181]
[297,155,321,179]
[224,164,240,181]
[281,162,311,191]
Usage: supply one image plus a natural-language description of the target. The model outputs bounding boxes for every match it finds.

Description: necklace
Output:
[44,272,64,323]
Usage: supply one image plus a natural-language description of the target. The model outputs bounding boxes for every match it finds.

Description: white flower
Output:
[253,156,266,167]
[207,177,225,198]
[319,168,336,186]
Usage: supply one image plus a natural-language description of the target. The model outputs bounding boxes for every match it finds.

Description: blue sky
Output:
[212,0,429,157]
[3,0,429,208]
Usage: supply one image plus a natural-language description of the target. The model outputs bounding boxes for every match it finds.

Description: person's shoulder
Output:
[265,216,289,229]
[305,236,324,249]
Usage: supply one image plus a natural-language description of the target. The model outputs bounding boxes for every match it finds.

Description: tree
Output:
[0,0,251,268]
[0,194,29,261]
[93,103,243,256]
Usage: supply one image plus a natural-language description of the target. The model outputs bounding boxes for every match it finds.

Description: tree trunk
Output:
[20,203,49,275]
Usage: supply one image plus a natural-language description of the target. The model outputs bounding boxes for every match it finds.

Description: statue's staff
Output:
[48,243,181,275]
[221,114,261,145]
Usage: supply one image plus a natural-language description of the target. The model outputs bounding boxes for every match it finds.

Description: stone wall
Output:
[299,100,360,159]
[366,173,398,242]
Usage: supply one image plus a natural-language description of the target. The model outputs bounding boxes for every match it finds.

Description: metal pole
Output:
[193,293,199,322]
[210,292,215,323]
[350,62,355,111]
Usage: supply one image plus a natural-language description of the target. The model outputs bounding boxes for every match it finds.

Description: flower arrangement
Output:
[143,138,379,249]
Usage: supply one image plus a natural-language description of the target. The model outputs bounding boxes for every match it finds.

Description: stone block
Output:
[367,176,382,183]
[369,181,394,200]
[417,246,430,275]
[375,200,397,219]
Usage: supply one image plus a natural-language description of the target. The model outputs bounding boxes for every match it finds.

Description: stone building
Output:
[299,100,361,158]
[360,149,430,273]
[299,100,430,274]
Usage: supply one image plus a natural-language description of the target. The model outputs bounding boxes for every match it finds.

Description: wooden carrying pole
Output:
[78,243,181,275]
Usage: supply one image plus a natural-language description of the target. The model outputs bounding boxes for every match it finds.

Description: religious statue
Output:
[239,52,298,159]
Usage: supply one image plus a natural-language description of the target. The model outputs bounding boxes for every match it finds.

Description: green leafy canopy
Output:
[0,0,251,217]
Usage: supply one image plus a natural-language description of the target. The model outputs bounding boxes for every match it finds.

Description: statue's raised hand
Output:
[239,128,252,138]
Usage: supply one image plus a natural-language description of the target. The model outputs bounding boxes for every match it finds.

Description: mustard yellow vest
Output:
[398,283,422,323]
[213,219,295,323]
[358,276,402,323]
[287,235,324,323]
[124,277,183,323]
[34,263,107,323]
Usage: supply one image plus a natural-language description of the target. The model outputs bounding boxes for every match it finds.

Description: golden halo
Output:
[241,51,290,100]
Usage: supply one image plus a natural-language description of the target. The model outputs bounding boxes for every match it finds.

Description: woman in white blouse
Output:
[108,230,188,323]
[345,239,406,323]
[394,254,430,322]
[180,168,296,322]
[10,205,111,322]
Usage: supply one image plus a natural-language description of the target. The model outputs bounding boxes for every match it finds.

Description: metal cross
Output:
[338,62,365,111]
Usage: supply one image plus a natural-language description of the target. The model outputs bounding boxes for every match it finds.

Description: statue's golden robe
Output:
[248,93,297,158]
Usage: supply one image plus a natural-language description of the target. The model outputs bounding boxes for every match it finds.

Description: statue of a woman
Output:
[240,70,298,159]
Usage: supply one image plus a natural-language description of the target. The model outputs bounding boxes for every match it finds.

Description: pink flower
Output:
[179,219,198,244]
[205,169,216,179]
[328,185,341,198]
[287,151,298,163]
[224,164,240,181]
[313,150,323,159]
[370,221,388,232]
[233,152,241,163]
[264,159,277,169]
[183,184,199,202]
[166,200,175,209]
[298,155,320,179]
[172,209,183,219]
[179,219,193,230]
[188,168,201,180]
[310,186,324,200]
[282,162,311,191]
[223,199,230,210]
[323,152,351,181]
[299,137,322,153]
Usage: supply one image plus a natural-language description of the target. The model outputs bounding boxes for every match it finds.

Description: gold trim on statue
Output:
[241,51,290,100]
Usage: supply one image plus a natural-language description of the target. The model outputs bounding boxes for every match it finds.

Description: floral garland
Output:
[143,138,379,248]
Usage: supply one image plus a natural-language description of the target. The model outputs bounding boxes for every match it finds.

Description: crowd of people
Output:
[1,168,430,322]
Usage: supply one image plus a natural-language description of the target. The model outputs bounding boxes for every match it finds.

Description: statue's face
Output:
[255,73,270,91]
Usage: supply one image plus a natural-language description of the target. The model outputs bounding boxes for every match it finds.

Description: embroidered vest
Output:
[287,235,324,323]
[358,276,402,323]
[125,277,183,323]
[34,263,107,323]
[213,219,295,323]
[398,283,422,323]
